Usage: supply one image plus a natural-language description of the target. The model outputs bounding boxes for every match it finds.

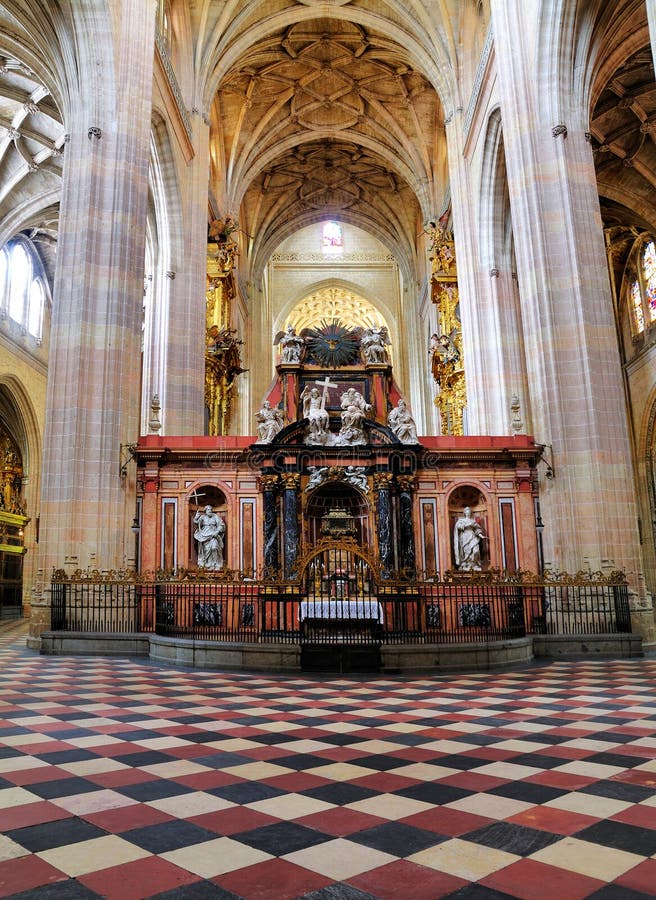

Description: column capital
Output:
[259,474,280,492]
[373,472,394,491]
[397,474,416,492]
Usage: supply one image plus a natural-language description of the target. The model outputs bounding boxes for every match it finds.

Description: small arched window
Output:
[322,221,343,254]
[629,239,656,335]
[0,238,48,341]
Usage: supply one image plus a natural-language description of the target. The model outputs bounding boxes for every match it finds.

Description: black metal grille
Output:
[50,572,631,645]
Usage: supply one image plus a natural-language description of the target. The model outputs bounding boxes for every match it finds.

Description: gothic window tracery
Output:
[629,239,656,336]
[0,238,48,341]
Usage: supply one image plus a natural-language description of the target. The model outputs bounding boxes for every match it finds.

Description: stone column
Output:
[260,475,280,575]
[488,1,649,632]
[282,473,300,579]
[397,475,417,575]
[30,2,157,644]
[374,472,394,577]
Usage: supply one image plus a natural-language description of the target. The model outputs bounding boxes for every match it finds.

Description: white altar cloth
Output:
[299,600,384,623]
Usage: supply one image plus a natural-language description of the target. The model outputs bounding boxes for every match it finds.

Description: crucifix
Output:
[315,374,338,410]
[190,488,206,508]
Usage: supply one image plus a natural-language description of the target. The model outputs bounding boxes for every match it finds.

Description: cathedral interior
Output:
[0,1,655,648]
[1,2,656,896]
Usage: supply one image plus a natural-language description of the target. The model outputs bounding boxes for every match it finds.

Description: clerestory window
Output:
[630,239,656,335]
[0,238,48,341]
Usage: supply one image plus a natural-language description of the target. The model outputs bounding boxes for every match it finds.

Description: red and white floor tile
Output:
[0,623,655,899]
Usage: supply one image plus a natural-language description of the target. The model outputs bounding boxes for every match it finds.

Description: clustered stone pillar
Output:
[260,475,280,575]
[484,1,651,642]
[397,475,416,575]
[282,473,300,579]
[374,472,394,577]
[29,1,158,647]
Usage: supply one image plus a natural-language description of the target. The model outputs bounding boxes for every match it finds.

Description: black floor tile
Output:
[509,753,569,769]
[343,753,411,771]
[26,776,101,799]
[112,750,178,767]
[487,781,566,803]
[117,779,192,802]
[463,821,560,856]
[192,752,253,767]
[348,820,444,856]
[10,882,104,899]
[587,751,645,767]
[7,817,108,851]
[424,754,487,770]
[579,779,655,803]
[268,753,329,770]
[443,884,517,899]
[122,820,221,852]
[587,887,655,900]
[576,819,656,856]
[394,782,472,805]
[151,882,243,900]
[234,821,332,855]
[208,781,285,804]
[300,884,378,900]
[37,749,98,764]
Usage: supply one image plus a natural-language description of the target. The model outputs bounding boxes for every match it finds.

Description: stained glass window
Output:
[631,280,644,334]
[643,240,656,323]
[322,221,343,253]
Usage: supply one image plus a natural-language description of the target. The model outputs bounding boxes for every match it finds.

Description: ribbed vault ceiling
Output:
[0,55,63,277]
[592,45,656,231]
[210,18,445,279]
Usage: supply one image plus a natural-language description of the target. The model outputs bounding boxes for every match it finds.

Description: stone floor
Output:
[1,621,655,899]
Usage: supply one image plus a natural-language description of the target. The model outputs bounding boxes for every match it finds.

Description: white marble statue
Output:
[387,398,418,444]
[344,465,368,492]
[255,401,284,443]
[360,326,390,364]
[278,324,305,364]
[193,505,225,570]
[305,466,328,491]
[300,385,330,444]
[453,507,485,572]
[336,387,371,446]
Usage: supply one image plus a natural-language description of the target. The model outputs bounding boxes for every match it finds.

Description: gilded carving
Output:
[429,230,466,436]
[204,240,245,436]
[0,426,24,514]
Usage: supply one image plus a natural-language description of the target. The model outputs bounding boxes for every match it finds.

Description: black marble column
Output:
[398,475,416,575]
[282,473,300,579]
[260,475,279,575]
[374,473,394,577]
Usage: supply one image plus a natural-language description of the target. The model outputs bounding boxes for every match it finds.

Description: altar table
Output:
[299,599,384,623]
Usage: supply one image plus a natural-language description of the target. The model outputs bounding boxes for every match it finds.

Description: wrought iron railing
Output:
[50,566,632,645]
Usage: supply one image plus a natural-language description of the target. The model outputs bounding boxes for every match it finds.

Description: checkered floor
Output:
[1,624,656,899]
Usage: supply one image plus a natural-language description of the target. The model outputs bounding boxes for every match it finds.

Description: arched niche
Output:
[188,485,228,569]
[304,481,371,549]
[447,485,489,571]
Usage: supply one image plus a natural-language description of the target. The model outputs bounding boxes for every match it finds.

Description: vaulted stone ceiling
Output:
[592,45,656,232]
[210,18,446,279]
[0,55,63,277]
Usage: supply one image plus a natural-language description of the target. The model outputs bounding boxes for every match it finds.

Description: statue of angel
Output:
[305,466,328,491]
[360,326,390,364]
[275,324,305,364]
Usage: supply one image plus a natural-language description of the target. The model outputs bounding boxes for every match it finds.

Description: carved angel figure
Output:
[305,466,328,491]
[360,326,390,364]
[275,324,305,364]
